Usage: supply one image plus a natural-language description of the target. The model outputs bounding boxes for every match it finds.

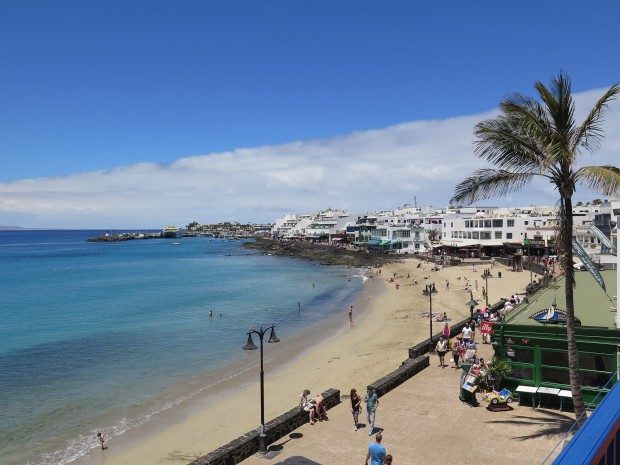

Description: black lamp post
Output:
[481,269,493,306]
[466,290,479,320]
[242,325,280,454]
[424,283,437,352]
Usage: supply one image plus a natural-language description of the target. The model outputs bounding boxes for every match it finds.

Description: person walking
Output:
[350,388,362,430]
[435,336,448,368]
[451,337,461,368]
[364,387,379,435]
[461,323,472,344]
[364,432,387,465]
[348,305,353,322]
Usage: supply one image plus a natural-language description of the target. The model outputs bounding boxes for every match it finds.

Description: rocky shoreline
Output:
[243,238,402,267]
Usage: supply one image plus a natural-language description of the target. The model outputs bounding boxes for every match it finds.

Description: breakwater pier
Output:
[86,232,164,242]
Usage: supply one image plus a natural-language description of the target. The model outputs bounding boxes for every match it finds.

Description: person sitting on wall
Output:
[314,393,328,421]
[299,389,317,424]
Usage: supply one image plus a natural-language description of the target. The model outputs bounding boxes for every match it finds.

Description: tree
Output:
[427,229,440,242]
[592,198,603,205]
[451,72,620,423]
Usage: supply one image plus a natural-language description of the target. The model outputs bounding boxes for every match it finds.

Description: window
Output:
[465,220,470,228]
[578,343,615,354]
[579,354,613,372]
[524,221,529,225]
[467,232,472,239]
[509,365,533,380]
[494,231,502,239]
[507,233,513,239]
[480,231,491,240]
[472,231,479,239]
[507,219,515,227]
[580,370,612,388]
[541,351,568,367]
[506,346,534,363]
[541,367,570,385]
[540,339,566,349]
[484,220,492,228]
[492,219,503,228]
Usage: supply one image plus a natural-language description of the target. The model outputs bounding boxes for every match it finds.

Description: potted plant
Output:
[482,357,513,391]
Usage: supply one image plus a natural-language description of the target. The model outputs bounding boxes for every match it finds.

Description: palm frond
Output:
[474,116,547,171]
[575,165,620,196]
[536,72,576,136]
[450,169,538,205]
[571,84,620,153]
[500,95,554,150]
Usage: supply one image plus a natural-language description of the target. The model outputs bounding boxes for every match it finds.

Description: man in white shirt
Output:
[461,324,472,343]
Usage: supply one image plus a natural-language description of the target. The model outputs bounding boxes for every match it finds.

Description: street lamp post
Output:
[481,269,493,306]
[466,290,479,320]
[424,283,438,352]
[242,325,280,454]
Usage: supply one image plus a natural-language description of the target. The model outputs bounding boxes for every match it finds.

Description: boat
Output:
[529,301,581,326]
[162,225,183,238]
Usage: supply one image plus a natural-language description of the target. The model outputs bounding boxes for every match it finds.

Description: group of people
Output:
[435,317,485,369]
[299,389,329,424]
[299,386,390,463]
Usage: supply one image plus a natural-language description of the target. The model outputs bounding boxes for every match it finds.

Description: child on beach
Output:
[96,432,107,450]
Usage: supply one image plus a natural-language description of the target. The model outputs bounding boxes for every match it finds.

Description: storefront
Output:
[493,270,619,406]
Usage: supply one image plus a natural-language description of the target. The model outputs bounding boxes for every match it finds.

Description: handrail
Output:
[540,371,618,465]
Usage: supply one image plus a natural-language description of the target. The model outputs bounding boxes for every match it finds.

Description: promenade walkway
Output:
[242,344,573,465]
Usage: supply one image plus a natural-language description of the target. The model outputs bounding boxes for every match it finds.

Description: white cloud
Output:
[1,88,619,228]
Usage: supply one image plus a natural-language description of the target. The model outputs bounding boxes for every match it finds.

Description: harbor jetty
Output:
[86,232,163,242]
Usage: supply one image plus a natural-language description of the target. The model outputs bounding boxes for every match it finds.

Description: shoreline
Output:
[68,268,378,465]
[73,258,532,465]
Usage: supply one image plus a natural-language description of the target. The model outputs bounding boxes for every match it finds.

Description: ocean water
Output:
[0,231,363,465]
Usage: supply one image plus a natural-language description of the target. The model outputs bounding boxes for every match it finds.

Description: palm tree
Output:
[451,72,620,423]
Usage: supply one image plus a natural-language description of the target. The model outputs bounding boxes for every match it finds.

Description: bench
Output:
[516,385,537,407]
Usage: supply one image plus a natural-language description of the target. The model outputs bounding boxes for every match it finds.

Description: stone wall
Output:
[188,388,340,465]
[367,355,429,397]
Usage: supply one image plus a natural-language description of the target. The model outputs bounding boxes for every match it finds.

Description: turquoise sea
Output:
[0,231,363,465]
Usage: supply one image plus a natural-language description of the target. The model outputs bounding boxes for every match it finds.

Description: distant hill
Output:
[0,225,25,230]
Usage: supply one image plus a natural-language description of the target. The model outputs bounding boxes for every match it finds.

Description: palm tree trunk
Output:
[562,196,586,424]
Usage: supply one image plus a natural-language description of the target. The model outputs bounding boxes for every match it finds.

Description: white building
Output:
[370,224,429,253]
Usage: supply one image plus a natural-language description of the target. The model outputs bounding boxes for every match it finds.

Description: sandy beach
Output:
[77,257,533,465]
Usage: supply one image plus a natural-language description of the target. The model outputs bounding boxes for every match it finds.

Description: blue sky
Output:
[1,1,619,227]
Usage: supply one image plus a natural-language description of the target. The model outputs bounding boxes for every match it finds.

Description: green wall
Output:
[496,324,620,406]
